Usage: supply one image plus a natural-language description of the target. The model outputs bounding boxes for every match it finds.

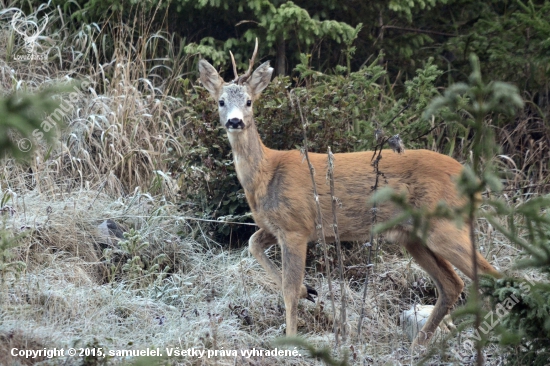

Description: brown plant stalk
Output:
[328,147,348,341]
[296,96,339,345]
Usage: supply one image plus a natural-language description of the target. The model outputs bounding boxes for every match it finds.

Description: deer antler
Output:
[238,37,259,84]
[229,38,259,85]
[229,50,239,82]
[10,13,28,38]
[34,14,49,39]
[10,12,49,53]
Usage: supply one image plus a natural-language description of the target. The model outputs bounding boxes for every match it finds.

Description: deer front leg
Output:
[249,229,317,301]
[249,229,282,288]
[280,232,309,336]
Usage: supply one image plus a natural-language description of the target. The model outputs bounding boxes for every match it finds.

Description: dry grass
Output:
[0,179,535,357]
[0,2,185,198]
[0,2,546,365]
[0,190,414,365]
[0,188,534,365]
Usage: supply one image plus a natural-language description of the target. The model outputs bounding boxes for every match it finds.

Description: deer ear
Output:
[247,61,273,99]
[199,59,224,98]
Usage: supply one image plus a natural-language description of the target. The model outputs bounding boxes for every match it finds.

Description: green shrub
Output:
[480,275,550,365]
[103,229,170,287]
[479,193,550,364]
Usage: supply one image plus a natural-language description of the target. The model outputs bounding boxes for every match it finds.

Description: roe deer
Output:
[198,40,500,347]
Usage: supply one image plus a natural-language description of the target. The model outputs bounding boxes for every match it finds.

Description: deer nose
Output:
[226,118,245,130]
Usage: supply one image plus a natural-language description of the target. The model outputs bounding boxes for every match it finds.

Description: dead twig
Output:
[328,147,347,341]
[357,147,384,338]
[297,96,339,346]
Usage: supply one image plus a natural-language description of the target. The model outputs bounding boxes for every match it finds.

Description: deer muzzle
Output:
[226,118,245,131]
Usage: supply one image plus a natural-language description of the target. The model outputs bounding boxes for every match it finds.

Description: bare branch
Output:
[235,20,259,27]
[381,25,456,37]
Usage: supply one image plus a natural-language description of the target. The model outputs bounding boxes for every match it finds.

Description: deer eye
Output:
[246,100,252,107]
[219,100,225,107]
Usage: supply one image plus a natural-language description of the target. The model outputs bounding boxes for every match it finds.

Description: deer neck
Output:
[227,123,267,193]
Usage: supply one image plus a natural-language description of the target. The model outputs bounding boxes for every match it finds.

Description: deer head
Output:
[10,12,49,54]
[198,39,274,134]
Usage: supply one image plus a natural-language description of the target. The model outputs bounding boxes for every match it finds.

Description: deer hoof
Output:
[304,284,318,302]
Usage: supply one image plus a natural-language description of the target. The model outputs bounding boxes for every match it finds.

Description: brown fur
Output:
[198,56,500,347]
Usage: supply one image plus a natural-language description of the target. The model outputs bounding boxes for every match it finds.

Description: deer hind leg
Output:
[403,237,464,348]
[279,231,309,336]
[425,221,501,279]
[249,229,317,302]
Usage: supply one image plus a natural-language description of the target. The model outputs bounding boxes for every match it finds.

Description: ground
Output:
[0,188,532,365]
